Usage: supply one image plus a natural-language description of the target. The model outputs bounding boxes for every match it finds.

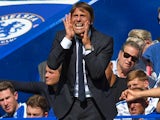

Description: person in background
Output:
[127,88,149,115]
[38,61,47,82]
[142,8,160,78]
[120,86,160,113]
[0,81,27,118]
[111,41,140,78]
[104,41,140,114]
[126,29,158,87]
[127,29,153,54]
[47,1,114,120]
[26,94,52,118]
[142,42,160,79]
[117,70,159,116]
[105,61,128,110]
[1,64,61,119]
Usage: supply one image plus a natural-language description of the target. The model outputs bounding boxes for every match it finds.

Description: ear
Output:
[14,91,18,101]
[143,80,149,88]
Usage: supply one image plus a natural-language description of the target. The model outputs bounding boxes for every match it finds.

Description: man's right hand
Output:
[63,13,75,40]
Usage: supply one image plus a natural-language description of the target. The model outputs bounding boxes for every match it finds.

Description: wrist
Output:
[65,35,73,40]
[85,45,94,51]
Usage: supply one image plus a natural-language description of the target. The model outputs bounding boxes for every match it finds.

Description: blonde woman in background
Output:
[126,29,159,87]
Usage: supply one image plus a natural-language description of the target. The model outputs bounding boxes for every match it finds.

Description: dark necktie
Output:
[78,40,85,102]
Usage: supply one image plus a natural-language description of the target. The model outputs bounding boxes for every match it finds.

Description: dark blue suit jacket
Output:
[47,27,115,119]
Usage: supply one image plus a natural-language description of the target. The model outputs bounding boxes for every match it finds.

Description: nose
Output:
[4,99,8,105]
[127,56,132,62]
[45,72,49,78]
[130,85,135,89]
[129,103,135,108]
[76,16,81,21]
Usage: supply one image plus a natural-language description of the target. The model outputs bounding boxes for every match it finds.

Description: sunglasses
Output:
[123,52,138,62]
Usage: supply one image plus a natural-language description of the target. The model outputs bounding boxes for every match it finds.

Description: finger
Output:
[84,21,90,36]
[83,21,90,38]
[66,14,69,24]
[119,92,126,100]
[68,13,71,24]
[63,14,68,27]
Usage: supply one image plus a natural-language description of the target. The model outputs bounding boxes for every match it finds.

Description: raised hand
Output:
[119,89,141,101]
[81,21,91,49]
[63,13,75,40]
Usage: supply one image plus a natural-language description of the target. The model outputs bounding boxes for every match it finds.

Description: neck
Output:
[117,62,129,78]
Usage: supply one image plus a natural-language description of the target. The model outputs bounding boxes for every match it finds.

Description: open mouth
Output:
[74,23,84,29]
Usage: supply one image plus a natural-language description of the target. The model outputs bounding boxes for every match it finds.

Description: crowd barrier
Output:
[115,113,160,120]
[1,114,160,120]
[0,117,56,120]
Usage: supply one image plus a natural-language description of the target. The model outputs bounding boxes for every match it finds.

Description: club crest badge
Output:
[0,13,45,45]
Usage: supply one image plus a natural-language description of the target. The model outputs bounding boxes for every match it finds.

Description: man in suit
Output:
[47,2,114,120]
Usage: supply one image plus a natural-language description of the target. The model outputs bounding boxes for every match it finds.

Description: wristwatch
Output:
[85,45,94,51]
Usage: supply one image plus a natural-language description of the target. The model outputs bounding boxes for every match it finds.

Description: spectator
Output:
[0,81,27,118]
[142,42,160,78]
[1,64,61,119]
[47,1,114,120]
[104,41,140,112]
[126,36,145,54]
[127,88,149,115]
[111,41,140,78]
[117,70,159,116]
[127,29,153,54]
[38,61,47,82]
[127,29,159,85]
[120,86,160,113]
[105,61,128,104]
[26,94,51,118]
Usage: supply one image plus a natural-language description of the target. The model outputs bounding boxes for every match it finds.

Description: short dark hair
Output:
[27,95,49,113]
[70,2,94,23]
[0,81,16,94]
[121,41,141,57]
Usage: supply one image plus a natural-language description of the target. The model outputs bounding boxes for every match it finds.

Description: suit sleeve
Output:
[47,31,67,70]
[84,33,113,80]
[2,80,46,94]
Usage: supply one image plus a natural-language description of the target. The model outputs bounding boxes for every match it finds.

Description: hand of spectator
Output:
[119,89,141,101]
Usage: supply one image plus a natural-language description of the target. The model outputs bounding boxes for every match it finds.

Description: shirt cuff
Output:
[84,49,92,55]
[60,37,72,49]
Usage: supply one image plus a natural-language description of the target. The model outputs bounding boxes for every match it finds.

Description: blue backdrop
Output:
[0,0,160,82]
[0,0,160,117]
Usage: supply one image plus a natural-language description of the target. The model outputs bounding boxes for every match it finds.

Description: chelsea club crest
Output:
[0,13,45,45]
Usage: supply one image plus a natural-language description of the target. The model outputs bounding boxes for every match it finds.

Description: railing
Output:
[115,112,160,120]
